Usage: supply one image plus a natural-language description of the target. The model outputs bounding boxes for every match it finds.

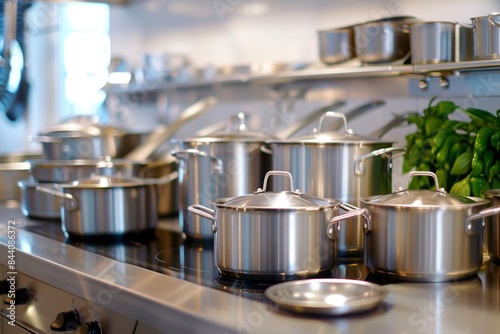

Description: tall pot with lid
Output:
[172,113,272,240]
[266,112,405,257]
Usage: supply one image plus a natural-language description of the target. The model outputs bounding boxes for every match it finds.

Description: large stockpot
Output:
[188,171,342,281]
[328,172,500,282]
[36,175,160,241]
[457,13,500,60]
[483,189,500,264]
[410,21,456,64]
[172,113,272,240]
[266,112,405,257]
[354,16,419,64]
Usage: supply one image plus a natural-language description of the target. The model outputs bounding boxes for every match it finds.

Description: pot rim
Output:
[360,194,489,208]
[266,139,394,145]
[483,189,500,198]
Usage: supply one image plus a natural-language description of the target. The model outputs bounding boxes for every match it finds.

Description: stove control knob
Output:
[3,288,29,305]
[50,308,81,332]
[0,280,9,294]
[75,320,102,334]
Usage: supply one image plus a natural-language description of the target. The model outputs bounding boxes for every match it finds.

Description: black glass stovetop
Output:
[21,216,397,302]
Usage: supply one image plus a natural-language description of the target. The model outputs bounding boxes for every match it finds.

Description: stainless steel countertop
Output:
[0,202,499,334]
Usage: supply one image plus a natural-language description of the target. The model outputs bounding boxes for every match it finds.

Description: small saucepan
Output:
[327,171,500,282]
[36,173,176,241]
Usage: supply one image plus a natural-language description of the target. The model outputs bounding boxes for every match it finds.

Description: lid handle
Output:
[227,112,249,133]
[314,112,355,135]
[398,171,446,193]
[254,171,303,195]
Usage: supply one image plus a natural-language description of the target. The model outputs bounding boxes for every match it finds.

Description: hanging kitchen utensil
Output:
[368,111,415,139]
[354,16,419,64]
[0,0,24,120]
[173,112,273,240]
[188,171,343,280]
[124,96,217,161]
[328,171,500,282]
[266,111,405,257]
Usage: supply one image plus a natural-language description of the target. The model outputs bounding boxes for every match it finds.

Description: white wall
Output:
[109,0,499,68]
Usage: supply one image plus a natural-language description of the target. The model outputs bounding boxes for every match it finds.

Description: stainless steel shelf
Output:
[413,58,500,73]
[105,59,500,95]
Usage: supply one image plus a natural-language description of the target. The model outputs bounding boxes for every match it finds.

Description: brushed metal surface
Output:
[270,142,392,256]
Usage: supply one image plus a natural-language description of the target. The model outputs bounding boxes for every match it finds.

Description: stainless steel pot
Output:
[36,175,160,241]
[410,21,456,64]
[354,16,419,64]
[483,189,500,264]
[266,112,405,257]
[328,172,500,282]
[457,13,500,60]
[172,113,273,240]
[17,179,62,219]
[188,171,342,281]
[317,25,355,65]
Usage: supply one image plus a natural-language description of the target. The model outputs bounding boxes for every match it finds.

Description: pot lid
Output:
[68,175,145,188]
[181,112,272,143]
[38,122,124,138]
[361,172,486,208]
[214,171,340,210]
[266,111,388,144]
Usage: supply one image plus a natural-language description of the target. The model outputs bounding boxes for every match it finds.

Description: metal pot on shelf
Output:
[266,111,405,257]
[328,171,500,282]
[188,171,342,281]
[354,16,419,64]
[317,25,356,65]
[410,21,456,64]
[483,189,500,265]
[457,12,500,60]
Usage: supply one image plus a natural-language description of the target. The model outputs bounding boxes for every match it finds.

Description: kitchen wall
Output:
[1,0,499,159]
[104,0,500,189]
[105,0,500,136]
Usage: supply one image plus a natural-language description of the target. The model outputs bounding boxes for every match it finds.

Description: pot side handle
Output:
[35,186,77,208]
[188,204,217,233]
[455,20,474,29]
[464,205,500,236]
[327,204,371,239]
[354,147,406,175]
[172,149,223,174]
[488,12,500,28]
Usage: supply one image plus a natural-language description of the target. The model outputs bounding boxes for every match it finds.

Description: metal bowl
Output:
[264,278,386,316]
